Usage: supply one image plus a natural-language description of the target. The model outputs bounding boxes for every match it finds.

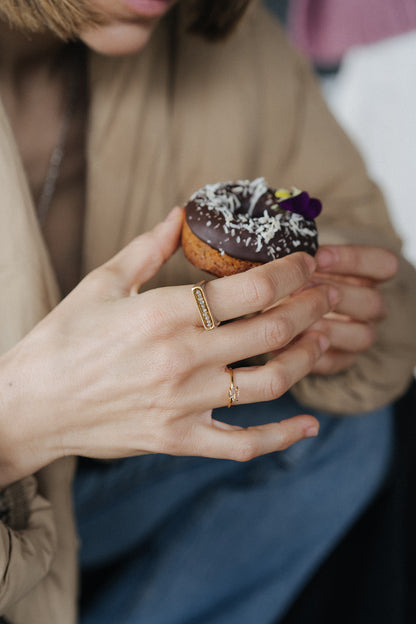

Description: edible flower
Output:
[273,188,322,219]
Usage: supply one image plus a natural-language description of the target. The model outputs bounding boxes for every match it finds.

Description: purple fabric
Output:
[289,0,416,65]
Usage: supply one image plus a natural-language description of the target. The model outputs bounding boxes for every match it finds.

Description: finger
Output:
[99,207,184,295]
[310,318,375,353]
[205,252,317,321]
[184,415,320,461]
[331,282,386,321]
[203,284,338,364]
[152,252,316,330]
[315,245,399,281]
[229,331,330,405]
[311,278,386,322]
[311,350,357,375]
[175,330,328,413]
[313,272,375,288]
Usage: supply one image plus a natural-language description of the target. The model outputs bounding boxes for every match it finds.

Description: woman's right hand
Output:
[0,208,338,486]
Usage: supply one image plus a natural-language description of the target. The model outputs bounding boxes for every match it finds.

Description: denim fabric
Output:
[74,392,393,624]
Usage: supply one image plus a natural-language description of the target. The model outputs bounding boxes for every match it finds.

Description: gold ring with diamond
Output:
[227,367,240,408]
[192,281,220,331]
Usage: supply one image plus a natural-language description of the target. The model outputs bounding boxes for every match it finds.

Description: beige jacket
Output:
[1,4,415,622]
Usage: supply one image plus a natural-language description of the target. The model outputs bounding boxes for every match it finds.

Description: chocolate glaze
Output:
[185,178,319,263]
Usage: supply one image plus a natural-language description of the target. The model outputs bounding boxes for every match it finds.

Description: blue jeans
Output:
[74,393,393,624]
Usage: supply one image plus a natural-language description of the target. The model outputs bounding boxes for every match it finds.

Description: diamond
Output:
[228,385,239,403]
[192,281,218,331]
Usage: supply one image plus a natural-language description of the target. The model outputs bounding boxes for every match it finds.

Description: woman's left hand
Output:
[306,244,399,375]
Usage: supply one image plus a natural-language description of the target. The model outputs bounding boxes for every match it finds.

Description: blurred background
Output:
[265,0,416,267]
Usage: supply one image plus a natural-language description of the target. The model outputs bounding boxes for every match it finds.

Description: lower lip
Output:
[121,0,171,18]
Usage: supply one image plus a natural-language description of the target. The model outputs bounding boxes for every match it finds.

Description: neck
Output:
[0,20,66,82]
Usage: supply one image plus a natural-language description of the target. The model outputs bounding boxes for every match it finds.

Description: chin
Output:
[80,21,156,56]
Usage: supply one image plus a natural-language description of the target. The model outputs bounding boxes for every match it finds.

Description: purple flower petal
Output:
[277,191,322,219]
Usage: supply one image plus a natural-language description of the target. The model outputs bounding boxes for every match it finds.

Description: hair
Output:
[0,1,102,39]
[0,0,252,41]
[185,0,252,40]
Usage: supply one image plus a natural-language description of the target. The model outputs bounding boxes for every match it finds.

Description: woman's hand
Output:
[307,244,399,375]
[0,208,338,485]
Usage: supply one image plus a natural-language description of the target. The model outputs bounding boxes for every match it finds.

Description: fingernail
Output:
[319,335,330,352]
[329,287,341,306]
[316,248,335,269]
[305,425,319,438]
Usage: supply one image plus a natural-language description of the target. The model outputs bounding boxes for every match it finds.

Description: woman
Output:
[0,1,415,623]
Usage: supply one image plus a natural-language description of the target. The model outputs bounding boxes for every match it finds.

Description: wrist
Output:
[0,344,62,487]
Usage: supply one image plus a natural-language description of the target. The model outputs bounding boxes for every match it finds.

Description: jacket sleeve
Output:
[0,478,57,615]
[0,459,78,623]
[253,6,416,413]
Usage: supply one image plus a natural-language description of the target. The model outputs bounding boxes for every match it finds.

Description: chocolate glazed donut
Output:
[181,177,322,277]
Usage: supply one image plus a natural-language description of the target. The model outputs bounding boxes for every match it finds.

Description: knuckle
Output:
[243,273,276,310]
[265,366,288,401]
[154,340,197,388]
[137,303,168,337]
[273,427,292,451]
[87,263,131,299]
[263,316,292,350]
[310,287,331,318]
[343,246,360,273]
[279,438,293,452]
[293,253,313,282]
[232,435,259,462]
[100,262,124,285]
[82,267,109,294]
[278,253,312,289]
[304,335,323,366]
[152,343,190,384]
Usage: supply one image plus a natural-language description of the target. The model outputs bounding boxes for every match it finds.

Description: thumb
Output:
[104,207,184,294]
